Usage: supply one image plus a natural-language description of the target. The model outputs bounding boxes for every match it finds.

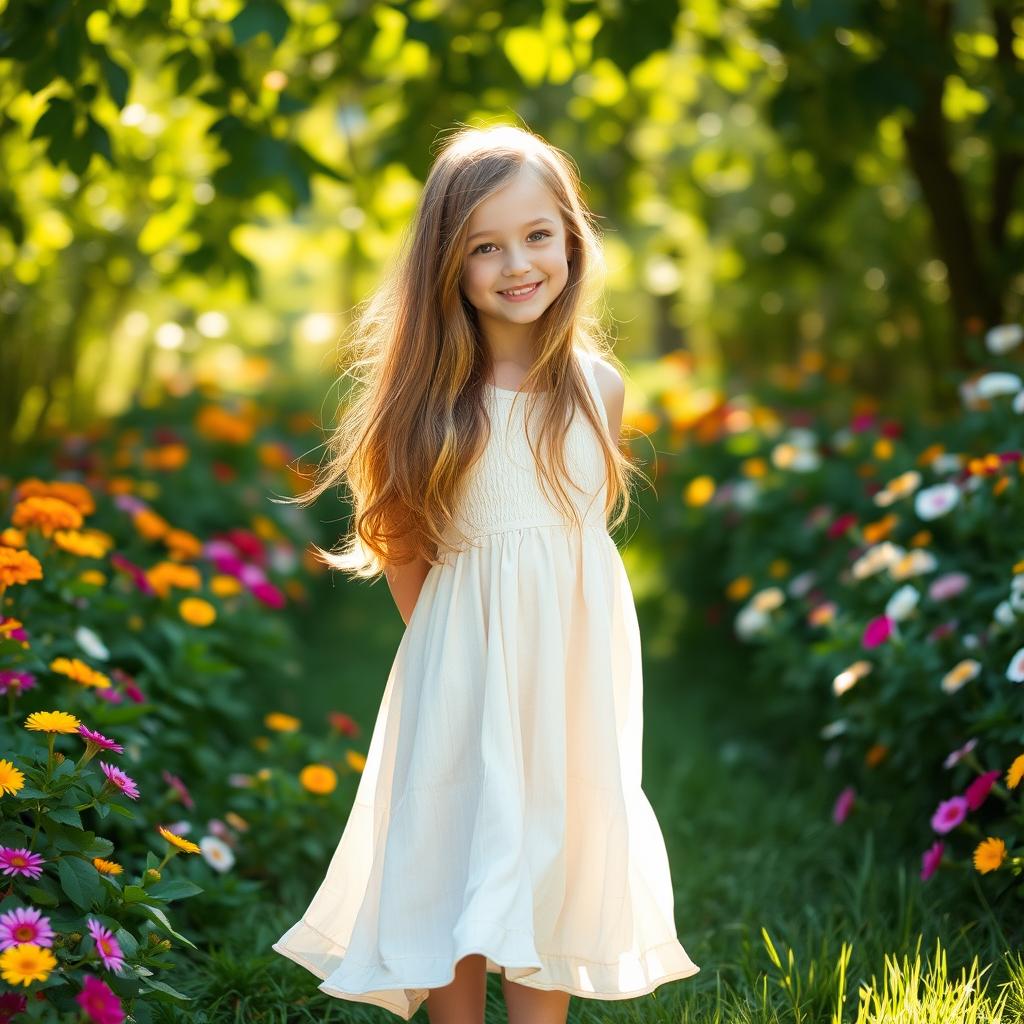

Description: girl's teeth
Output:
[503,284,538,296]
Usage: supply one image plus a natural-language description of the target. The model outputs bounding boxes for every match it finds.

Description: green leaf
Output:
[107,803,136,821]
[122,885,150,904]
[100,49,129,107]
[140,977,192,1003]
[146,878,204,902]
[133,903,197,950]
[47,806,82,829]
[82,836,114,859]
[230,0,290,47]
[57,857,102,911]
[23,884,59,907]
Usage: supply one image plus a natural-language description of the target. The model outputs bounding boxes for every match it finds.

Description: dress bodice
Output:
[438,348,611,553]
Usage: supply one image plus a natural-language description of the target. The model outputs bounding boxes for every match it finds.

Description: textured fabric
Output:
[272,347,701,1019]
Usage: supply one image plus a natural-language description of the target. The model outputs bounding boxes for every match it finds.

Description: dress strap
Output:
[575,347,609,430]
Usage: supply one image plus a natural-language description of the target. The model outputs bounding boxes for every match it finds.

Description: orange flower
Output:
[157,825,201,855]
[179,597,216,627]
[15,478,95,515]
[142,444,189,472]
[993,476,1010,496]
[133,509,171,542]
[0,528,26,548]
[264,712,300,732]
[863,512,899,545]
[93,857,123,875]
[12,495,83,537]
[726,576,754,601]
[0,548,43,587]
[917,443,945,467]
[909,530,932,548]
[163,529,202,560]
[972,837,1006,874]
[50,657,111,690]
[146,561,202,598]
[195,405,256,444]
[299,764,337,795]
[865,744,889,768]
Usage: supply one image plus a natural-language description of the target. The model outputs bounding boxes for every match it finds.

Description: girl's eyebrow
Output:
[466,216,556,243]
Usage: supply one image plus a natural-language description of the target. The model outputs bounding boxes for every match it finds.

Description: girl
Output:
[272,122,700,1023]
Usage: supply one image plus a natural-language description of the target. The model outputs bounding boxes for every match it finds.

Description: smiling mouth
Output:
[499,282,542,297]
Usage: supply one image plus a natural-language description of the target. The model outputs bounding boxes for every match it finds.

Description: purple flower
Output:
[99,762,140,800]
[0,670,37,695]
[930,795,969,834]
[0,906,55,949]
[78,726,124,755]
[832,785,856,824]
[0,847,45,879]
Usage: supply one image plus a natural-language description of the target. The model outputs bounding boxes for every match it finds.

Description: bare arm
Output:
[592,357,626,442]
[384,552,433,627]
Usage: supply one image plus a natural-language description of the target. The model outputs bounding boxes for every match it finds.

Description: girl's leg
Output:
[425,953,487,1024]
[501,970,571,1024]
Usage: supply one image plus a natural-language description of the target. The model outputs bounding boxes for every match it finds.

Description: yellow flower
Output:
[871,438,893,460]
[252,736,270,751]
[1013,558,1024,575]
[299,764,338,795]
[909,530,932,548]
[146,561,202,599]
[0,759,25,796]
[264,711,300,733]
[769,559,790,579]
[210,574,243,597]
[346,749,366,772]
[157,825,201,854]
[993,475,1010,496]
[972,836,1007,874]
[256,767,272,781]
[52,529,110,558]
[15,478,95,515]
[0,547,43,587]
[683,475,716,507]
[93,857,123,875]
[0,943,57,986]
[224,811,250,832]
[940,659,981,695]
[179,597,216,627]
[726,576,753,601]
[1006,753,1024,790]
[24,710,82,734]
[78,569,107,586]
[50,656,111,690]
[741,457,768,479]
[12,495,83,537]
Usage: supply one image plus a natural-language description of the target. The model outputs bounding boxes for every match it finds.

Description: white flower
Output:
[984,323,1023,355]
[962,634,980,650]
[731,479,760,510]
[994,600,1016,626]
[1007,647,1024,683]
[735,604,770,640]
[931,453,965,474]
[787,570,817,598]
[889,549,938,581]
[75,626,109,662]
[852,541,905,580]
[914,482,960,521]
[975,371,1023,399]
[1014,390,1024,415]
[199,835,236,873]
[1010,588,1024,613]
[820,719,849,740]
[885,584,920,622]
[833,660,873,697]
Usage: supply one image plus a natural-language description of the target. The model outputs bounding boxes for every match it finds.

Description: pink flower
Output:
[161,769,194,810]
[76,974,125,1024]
[0,847,45,879]
[239,563,267,587]
[0,620,29,644]
[78,726,124,755]
[930,795,969,834]
[99,762,140,800]
[111,669,145,703]
[86,919,126,974]
[920,840,945,881]
[832,785,856,824]
[862,615,894,649]
[943,737,978,769]
[109,552,154,595]
[927,572,970,602]
[963,769,1001,811]
[0,906,54,949]
[95,687,124,704]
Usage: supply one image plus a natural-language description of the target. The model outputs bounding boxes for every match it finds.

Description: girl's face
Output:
[459,166,572,336]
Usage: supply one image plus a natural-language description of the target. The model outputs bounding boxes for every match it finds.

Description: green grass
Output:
[166,577,1023,1023]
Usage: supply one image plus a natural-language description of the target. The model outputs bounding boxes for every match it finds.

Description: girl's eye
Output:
[472,230,551,255]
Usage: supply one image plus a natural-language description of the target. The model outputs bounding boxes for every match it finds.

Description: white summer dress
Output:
[272,347,701,1018]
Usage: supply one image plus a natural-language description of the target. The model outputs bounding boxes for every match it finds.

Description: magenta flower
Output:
[86,919,126,974]
[0,847,45,880]
[111,669,145,703]
[98,762,140,801]
[943,738,978,769]
[832,785,856,824]
[109,552,154,595]
[161,769,194,810]
[963,769,1002,811]
[78,726,124,755]
[930,795,969,834]
[0,991,28,1019]
[0,670,36,695]
[920,840,945,881]
[0,906,54,949]
[850,412,876,433]
[95,687,124,704]
[0,619,29,644]
[862,615,894,649]
[827,512,858,539]
[76,974,125,1024]
[239,563,268,587]
[250,581,285,609]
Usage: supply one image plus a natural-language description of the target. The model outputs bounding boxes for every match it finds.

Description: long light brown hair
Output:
[279,122,645,579]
